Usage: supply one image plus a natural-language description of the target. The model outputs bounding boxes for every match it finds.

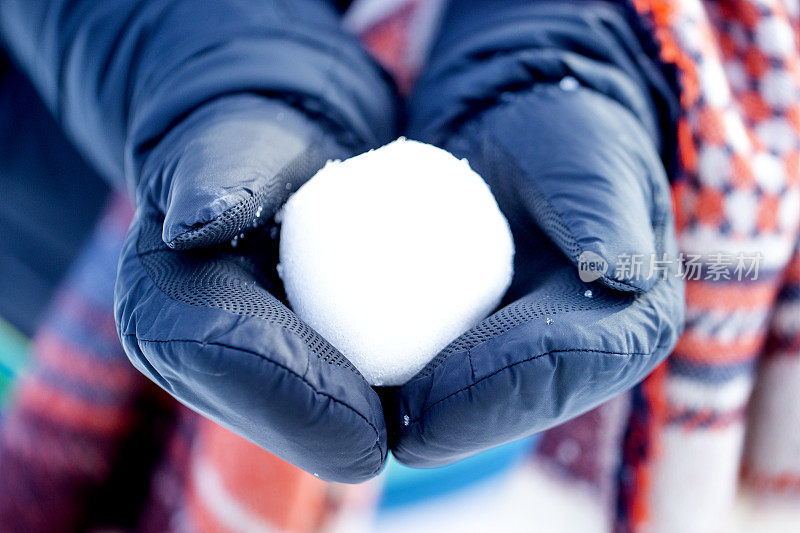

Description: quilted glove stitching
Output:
[126,334,386,465]
[407,346,653,425]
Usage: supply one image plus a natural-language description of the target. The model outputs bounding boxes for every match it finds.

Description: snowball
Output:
[278,138,514,386]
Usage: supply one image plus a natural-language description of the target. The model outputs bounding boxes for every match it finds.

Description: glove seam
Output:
[416,58,653,151]
[407,346,653,425]
[125,333,386,467]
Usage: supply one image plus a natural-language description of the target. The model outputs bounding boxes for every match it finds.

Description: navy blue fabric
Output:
[115,101,390,482]
[0,0,397,245]
[390,0,684,467]
[0,55,109,336]
[410,0,679,293]
[1,0,398,482]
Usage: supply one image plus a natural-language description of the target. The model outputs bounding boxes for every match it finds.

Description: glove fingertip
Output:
[162,188,255,249]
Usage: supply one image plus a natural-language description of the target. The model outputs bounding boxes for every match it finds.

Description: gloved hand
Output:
[1,0,397,482]
[116,95,392,482]
[387,0,685,466]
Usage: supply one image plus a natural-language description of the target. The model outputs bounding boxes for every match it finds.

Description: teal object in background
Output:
[380,435,539,508]
[0,318,29,408]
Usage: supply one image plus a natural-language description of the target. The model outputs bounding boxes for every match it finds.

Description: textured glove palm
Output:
[115,96,390,483]
[387,0,685,467]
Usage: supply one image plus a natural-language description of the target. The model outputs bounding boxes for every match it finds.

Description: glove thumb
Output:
[139,94,350,249]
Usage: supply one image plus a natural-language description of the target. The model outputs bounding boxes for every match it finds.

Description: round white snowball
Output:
[278,138,514,386]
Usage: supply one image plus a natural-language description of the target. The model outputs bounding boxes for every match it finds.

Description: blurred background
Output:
[2,0,800,531]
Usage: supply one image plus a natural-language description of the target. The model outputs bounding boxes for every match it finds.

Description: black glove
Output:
[2,0,398,482]
[387,0,684,467]
[116,96,393,482]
